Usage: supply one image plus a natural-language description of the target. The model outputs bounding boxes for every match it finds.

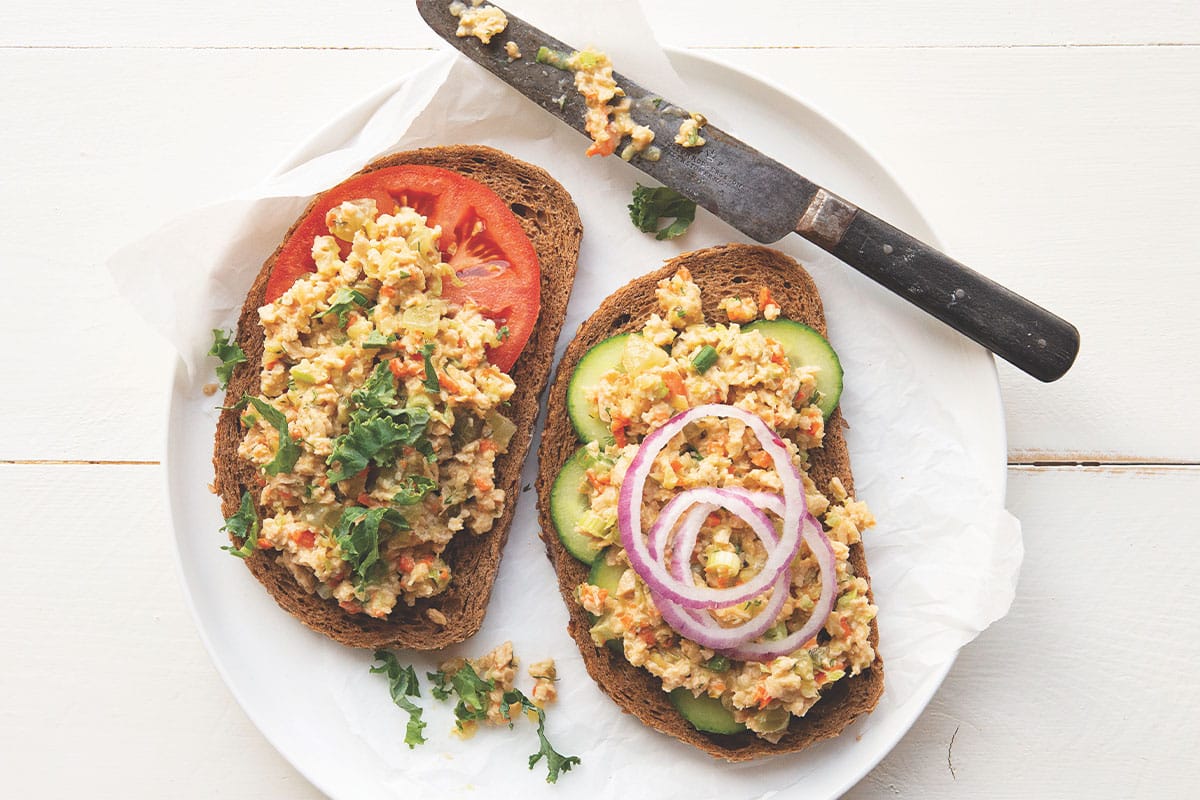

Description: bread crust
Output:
[213,145,582,650]
[535,244,883,760]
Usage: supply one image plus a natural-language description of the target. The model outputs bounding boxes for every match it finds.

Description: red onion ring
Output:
[644,487,785,608]
[722,507,838,662]
[651,488,837,659]
[650,490,791,649]
[618,405,806,609]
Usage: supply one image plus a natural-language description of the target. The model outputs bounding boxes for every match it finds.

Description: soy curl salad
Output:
[213,197,519,619]
[550,269,877,740]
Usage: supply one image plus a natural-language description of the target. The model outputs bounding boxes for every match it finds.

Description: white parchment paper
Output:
[110,2,1022,797]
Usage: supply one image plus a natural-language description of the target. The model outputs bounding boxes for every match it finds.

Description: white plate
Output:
[165,49,1005,800]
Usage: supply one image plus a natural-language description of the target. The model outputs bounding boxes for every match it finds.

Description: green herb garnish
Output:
[497,325,511,342]
[326,410,430,483]
[500,688,582,784]
[628,184,697,240]
[220,490,259,558]
[692,345,718,374]
[393,474,437,506]
[352,361,398,410]
[362,330,396,349]
[331,505,410,586]
[427,668,453,702]
[315,287,370,328]
[231,396,300,475]
[208,328,247,389]
[426,663,493,728]
[427,663,580,784]
[421,343,440,394]
[326,363,433,482]
[370,650,427,748]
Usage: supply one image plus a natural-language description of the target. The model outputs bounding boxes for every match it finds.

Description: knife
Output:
[416,0,1079,382]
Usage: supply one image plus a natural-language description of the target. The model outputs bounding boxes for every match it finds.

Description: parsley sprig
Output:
[208,328,247,389]
[501,688,582,784]
[420,343,440,394]
[326,362,434,483]
[331,505,410,587]
[220,490,259,558]
[230,395,301,475]
[393,474,437,506]
[370,651,427,748]
[315,286,370,328]
[629,184,697,240]
[427,663,581,784]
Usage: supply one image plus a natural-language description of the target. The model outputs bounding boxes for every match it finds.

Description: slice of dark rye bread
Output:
[535,244,884,761]
[213,145,582,650]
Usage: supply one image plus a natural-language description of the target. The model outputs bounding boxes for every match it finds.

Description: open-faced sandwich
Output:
[213,145,581,649]
[536,244,883,760]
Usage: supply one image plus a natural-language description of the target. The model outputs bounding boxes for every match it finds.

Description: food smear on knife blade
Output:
[449,0,509,44]
[675,112,707,148]
[535,46,660,162]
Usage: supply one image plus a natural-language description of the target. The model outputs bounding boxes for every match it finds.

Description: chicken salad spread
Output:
[570,270,877,740]
[235,197,517,619]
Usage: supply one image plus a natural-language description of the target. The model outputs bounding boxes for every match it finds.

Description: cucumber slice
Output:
[669,688,746,735]
[744,319,843,419]
[588,550,627,652]
[566,334,629,443]
[549,447,607,565]
[587,551,625,594]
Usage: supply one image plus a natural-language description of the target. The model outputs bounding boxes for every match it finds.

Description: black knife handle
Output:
[794,189,1079,382]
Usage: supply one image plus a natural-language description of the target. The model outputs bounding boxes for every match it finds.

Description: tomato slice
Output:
[265,164,540,372]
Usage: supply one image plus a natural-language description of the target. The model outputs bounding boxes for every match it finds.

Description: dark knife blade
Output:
[416,0,1080,381]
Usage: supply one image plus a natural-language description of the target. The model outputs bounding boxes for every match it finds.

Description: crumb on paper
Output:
[426,608,448,626]
[441,641,519,727]
[202,382,219,396]
[505,40,522,61]
[528,659,558,705]
[207,482,217,494]
[452,720,479,740]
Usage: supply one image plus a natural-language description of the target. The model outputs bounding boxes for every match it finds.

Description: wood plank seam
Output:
[0,459,160,466]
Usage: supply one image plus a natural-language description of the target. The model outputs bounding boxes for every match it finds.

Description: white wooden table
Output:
[4,2,1198,797]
